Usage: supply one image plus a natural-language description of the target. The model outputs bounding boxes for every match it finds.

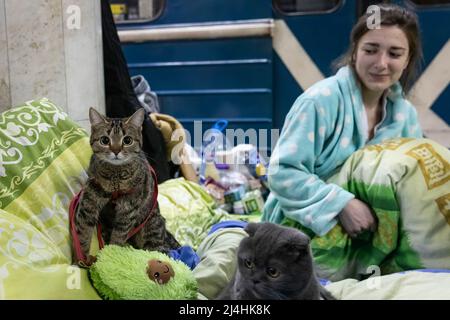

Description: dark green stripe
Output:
[344,180,399,211]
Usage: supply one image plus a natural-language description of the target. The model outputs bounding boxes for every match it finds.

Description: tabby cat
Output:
[217,222,335,300]
[72,108,179,266]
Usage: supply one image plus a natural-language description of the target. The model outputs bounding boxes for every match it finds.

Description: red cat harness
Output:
[69,164,158,266]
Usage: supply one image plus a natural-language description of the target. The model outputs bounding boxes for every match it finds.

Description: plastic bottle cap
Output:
[215,163,230,170]
[255,163,266,176]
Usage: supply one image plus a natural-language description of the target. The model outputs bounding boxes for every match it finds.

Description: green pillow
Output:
[0,98,99,299]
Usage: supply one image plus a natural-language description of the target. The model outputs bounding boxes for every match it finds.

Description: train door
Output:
[271,0,356,129]
[114,0,274,153]
[272,0,450,146]
[115,0,450,148]
[395,0,450,145]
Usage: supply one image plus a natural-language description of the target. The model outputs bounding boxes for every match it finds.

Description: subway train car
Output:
[114,0,450,149]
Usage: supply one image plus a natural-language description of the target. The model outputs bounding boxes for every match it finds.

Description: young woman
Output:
[262,4,423,238]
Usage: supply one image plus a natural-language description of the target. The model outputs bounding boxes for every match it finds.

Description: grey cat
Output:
[217,222,335,300]
[72,108,179,266]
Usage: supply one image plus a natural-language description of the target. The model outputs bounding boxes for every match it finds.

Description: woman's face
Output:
[354,26,410,95]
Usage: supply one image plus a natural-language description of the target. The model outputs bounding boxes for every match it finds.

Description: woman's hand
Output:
[338,199,377,238]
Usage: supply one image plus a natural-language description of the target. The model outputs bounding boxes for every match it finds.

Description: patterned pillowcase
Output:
[0,98,99,299]
[0,98,90,209]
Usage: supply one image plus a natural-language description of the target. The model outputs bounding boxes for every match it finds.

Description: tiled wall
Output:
[0,0,105,131]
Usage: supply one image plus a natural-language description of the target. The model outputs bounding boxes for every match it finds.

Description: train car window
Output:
[407,0,450,6]
[110,0,164,23]
[273,0,342,15]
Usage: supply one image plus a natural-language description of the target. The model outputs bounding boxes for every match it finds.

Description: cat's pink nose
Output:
[111,148,121,156]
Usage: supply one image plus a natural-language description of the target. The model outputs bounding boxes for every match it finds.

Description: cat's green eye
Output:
[266,267,280,278]
[244,259,254,269]
[99,136,110,146]
[123,136,133,146]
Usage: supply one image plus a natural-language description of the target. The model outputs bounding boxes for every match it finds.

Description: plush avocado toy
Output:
[89,245,198,300]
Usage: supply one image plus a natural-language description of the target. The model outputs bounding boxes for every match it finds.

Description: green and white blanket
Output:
[283,138,450,281]
[158,178,258,251]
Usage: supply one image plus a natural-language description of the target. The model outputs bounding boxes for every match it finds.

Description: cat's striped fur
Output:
[73,108,179,265]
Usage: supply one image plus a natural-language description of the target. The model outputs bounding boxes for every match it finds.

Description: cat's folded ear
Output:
[89,107,107,126]
[283,231,311,256]
[126,108,146,128]
[244,222,260,237]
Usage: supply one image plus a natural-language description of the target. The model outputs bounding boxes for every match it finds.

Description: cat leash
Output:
[69,164,159,268]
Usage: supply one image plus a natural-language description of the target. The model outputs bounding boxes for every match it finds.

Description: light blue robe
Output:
[262,66,423,236]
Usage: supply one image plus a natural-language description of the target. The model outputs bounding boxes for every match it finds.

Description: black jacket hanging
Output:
[100,0,171,183]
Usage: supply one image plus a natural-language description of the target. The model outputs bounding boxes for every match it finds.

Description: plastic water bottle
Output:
[199,119,228,184]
